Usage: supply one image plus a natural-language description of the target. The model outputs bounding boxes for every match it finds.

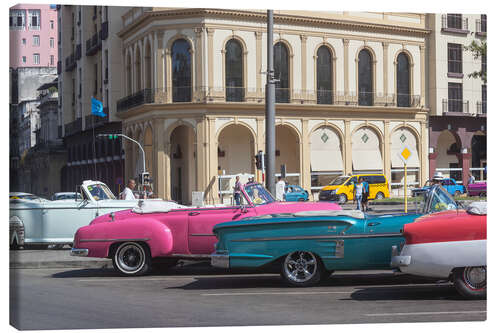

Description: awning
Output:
[311,149,343,171]
[352,150,383,171]
[391,149,420,168]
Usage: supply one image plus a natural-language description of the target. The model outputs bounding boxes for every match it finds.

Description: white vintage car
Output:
[9,180,139,250]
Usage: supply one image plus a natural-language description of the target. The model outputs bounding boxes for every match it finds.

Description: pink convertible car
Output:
[71,182,340,276]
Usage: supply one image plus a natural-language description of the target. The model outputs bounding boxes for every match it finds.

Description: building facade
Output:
[58,5,131,194]
[115,9,430,204]
[427,14,487,185]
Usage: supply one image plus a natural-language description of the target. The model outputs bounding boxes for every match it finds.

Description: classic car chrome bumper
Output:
[390,245,411,267]
[211,251,229,268]
[70,248,89,257]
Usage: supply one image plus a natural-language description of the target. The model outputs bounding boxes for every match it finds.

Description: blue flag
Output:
[91,97,106,118]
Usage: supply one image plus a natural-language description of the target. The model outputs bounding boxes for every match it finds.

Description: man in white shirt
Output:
[276,176,286,201]
[121,179,137,200]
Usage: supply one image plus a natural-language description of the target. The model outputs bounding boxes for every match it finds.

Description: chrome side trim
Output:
[189,234,216,237]
[231,232,403,242]
[79,238,150,243]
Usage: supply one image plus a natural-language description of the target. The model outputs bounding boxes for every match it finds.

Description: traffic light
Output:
[108,134,119,140]
[255,154,262,170]
[142,172,150,185]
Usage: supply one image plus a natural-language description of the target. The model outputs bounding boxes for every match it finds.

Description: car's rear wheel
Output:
[479,192,486,198]
[113,242,152,276]
[280,251,324,287]
[453,266,486,299]
[338,194,347,204]
[375,192,385,200]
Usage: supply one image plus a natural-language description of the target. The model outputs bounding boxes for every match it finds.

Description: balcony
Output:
[101,21,109,40]
[441,14,469,34]
[476,101,487,116]
[86,33,101,56]
[85,110,109,130]
[64,118,82,137]
[116,87,423,113]
[442,99,470,115]
[65,53,76,72]
[476,19,487,37]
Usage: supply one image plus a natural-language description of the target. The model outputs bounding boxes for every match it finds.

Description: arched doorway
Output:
[436,130,461,181]
[276,125,300,185]
[352,126,383,174]
[390,127,420,188]
[471,132,486,180]
[217,124,255,175]
[170,125,196,204]
[310,125,343,189]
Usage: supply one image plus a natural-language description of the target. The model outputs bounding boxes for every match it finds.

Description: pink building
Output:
[9,4,58,68]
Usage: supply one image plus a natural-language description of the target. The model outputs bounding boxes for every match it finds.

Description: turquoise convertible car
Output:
[211,185,460,287]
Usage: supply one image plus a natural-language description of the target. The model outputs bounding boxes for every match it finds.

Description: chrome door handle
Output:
[367,222,381,227]
[188,212,200,216]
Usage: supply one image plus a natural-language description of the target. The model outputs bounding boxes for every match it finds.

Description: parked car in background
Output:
[211,185,459,287]
[319,174,390,204]
[392,202,486,299]
[9,180,140,250]
[10,192,48,201]
[467,182,487,197]
[412,177,465,197]
[284,185,309,201]
[71,182,341,276]
[51,192,83,201]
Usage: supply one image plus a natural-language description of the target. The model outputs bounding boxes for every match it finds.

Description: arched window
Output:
[317,45,333,104]
[134,47,141,92]
[358,49,373,106]
[171,39,192,102]
[273,42,290,103]
[397,53,410,107]
[225,39,244,102]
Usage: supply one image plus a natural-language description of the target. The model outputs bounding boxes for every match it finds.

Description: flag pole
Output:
[92,96,97,180]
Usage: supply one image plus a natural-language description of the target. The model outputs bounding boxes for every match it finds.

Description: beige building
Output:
[115,9,430,204]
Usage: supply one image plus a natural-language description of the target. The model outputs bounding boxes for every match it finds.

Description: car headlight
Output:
[333,189,338,194]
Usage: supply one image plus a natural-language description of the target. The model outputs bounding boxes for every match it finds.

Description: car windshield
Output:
[86,184,116,201]
[329,176,349,186]
[244,183,275,205]
[414,185,459,214]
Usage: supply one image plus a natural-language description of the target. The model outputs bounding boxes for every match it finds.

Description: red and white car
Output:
[391,202,486,299]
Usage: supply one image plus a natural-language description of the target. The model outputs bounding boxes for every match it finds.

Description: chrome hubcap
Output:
[284,251,317,283]
[463,266,486,290]
[117,243,145,273]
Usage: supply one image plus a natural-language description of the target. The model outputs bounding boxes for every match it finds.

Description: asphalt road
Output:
[10,263,486,330]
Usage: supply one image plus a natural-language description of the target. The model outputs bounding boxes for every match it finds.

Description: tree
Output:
[464,41,486,84]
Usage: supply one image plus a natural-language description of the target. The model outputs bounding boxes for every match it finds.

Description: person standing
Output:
[468,173,476,185]
[361,177,370,212]
[354,179,364,210]
[276,176,286,201]
[120,179,137,200]
[233,176,242,205]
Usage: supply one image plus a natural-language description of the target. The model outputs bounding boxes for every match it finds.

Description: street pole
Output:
[404,162,408,213]
[97,133,146,178]
[265,9,276,197]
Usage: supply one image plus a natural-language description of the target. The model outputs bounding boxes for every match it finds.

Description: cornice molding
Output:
[118,8,431,39]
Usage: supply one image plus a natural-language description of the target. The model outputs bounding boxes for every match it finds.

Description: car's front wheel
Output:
[453,266,486,299]
[454,190,462,197]
[280,251,324,287]
[113,242,152,276]
[375,192,385,200]
[338,194,347,204]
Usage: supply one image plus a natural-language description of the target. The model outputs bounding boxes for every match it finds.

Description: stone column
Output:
[419,45,426,107]
[460,151,472,187]
[343,39,350,95]
[300,35,307,96]
[207,28,214,94]
[344,120,352,175]
[207,118,219,204]
[428,150,438,180]
[194,27,204,94]
[301,119,311,193]
[154,119,166,199]
[255,31,263,97]
[382,42,388,98]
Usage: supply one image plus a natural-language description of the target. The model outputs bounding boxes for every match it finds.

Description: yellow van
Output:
[318,174,390,204]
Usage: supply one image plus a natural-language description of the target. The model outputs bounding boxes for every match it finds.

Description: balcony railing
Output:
[441,14,469,33]
[116,87,422,112]
[442,99,470,113]
[64,118,82,137]
[86,33,101,56]
[476,101,487,115]
[476,19,487,36]
[85,111,109,130]
[101,21,109,40]
[65,53,76,72]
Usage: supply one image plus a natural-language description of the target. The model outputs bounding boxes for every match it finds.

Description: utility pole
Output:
[265,9,276,197]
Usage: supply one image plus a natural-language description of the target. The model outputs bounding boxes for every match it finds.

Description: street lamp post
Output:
[265,9,276,197]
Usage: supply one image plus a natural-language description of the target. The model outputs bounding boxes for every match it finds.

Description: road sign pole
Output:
[404,162,407,213]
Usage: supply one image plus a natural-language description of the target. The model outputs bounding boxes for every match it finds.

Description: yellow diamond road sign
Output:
[399,146,412,164]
